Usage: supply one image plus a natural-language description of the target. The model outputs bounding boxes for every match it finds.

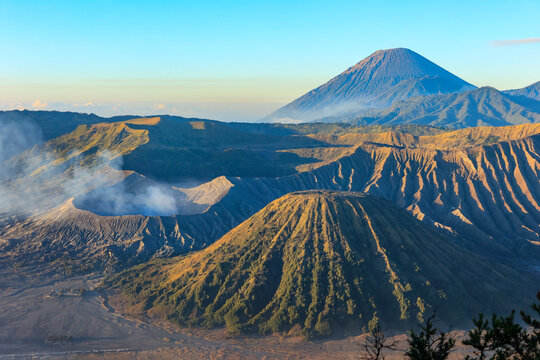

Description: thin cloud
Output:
[493,38,540,46]
[32,100,48,108]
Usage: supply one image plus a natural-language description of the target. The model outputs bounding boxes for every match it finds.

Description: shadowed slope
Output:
[362,87,540,128]
[505,81,540,101]
[0,110,139,144]
[71,116,327,182]
[110,191,531,338]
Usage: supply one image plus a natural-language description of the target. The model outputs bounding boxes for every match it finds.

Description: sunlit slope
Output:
[43,116,327,181]
[0,119,153,214]
[286,123,540,173]
[2,121,539,271]
[310,123,540,149]
[229,126,540,259]
[111,191,530,338]
[8,119,150,177]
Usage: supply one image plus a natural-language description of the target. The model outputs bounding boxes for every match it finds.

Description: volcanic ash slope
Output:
[111,191,531,338]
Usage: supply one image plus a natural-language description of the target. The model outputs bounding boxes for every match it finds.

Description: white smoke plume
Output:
[0,118,197,217]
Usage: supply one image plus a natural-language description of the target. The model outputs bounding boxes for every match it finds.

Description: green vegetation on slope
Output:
[108,191,531,339]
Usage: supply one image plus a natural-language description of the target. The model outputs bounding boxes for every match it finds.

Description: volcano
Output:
[265,48,475,122]
[111,190,530,338]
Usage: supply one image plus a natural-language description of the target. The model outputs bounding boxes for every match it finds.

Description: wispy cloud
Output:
[32,99,48,108]
[493,38,540,46]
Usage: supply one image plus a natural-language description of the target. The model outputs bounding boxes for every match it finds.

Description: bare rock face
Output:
[0,194,243,272]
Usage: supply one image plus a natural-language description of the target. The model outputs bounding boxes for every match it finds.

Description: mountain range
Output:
[2,117,539,276]
[1,47,540,340]
[265,48,540,128]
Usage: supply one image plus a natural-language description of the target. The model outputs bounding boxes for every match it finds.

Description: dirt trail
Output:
[0,268,478,359]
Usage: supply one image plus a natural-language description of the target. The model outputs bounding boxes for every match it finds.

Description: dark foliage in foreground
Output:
[395,294,540,359]
[361,317,398,360]
[462,292,540,360]
[405,315,455,360]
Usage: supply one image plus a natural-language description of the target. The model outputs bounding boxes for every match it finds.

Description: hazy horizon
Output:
[1,0,539,122]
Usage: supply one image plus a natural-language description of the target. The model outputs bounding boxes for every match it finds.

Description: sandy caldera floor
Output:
[0,268,475,360]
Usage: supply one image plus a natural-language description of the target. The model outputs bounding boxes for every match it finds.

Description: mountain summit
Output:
[342,48,467,81]
[266,48,475,122]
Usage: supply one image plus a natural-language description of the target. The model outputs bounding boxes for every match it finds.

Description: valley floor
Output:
[0,268,481,359]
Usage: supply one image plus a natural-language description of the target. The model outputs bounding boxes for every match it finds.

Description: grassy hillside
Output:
[108,191,532,338]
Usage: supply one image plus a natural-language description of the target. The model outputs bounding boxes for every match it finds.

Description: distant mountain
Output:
[0,110,139,143]
[265,48,475,122]
[505,81,540,101]
[110,191,531,338]
[356,86,540,128]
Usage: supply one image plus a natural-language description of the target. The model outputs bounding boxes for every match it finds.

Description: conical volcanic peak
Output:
[112,190,531,338]
[265,48,475,122]
[343,48,464,81]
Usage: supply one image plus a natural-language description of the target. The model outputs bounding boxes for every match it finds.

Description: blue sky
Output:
[0,0,539,121]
